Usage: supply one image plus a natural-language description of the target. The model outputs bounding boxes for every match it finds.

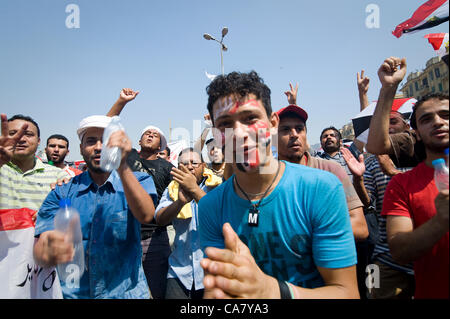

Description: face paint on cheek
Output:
[249,121,272,147]
[235,121,269,171]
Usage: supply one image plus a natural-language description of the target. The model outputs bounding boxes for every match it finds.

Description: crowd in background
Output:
[0,55,448,299]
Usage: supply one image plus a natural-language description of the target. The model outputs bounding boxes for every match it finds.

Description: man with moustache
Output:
[366,57,449,299]
[45,134,82,177]
[198,71,359,299]
[33,115,157,299]
[0,114,70,298]
[107,88,175,299]
[384,93,449,299]
[276,103,368,241]
[316,126,358,180]
[155,148,222,299]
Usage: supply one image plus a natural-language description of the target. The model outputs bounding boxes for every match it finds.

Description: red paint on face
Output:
[249,120,271,143]
[229,99,260,115]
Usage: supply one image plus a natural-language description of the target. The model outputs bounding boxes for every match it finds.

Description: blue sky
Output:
[0,0,448,161]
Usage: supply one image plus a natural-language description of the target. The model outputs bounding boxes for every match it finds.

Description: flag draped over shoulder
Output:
[392,0,449,38]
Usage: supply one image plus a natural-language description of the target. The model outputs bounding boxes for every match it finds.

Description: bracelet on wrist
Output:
[278,280,294,299]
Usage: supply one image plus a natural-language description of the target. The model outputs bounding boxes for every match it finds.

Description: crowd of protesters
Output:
[0,56,448,299]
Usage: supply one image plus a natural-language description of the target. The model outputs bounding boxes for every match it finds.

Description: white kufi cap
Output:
[77,115,112,141]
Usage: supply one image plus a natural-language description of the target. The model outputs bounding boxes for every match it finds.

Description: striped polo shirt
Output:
[363,155,414,275]
[0,158,70,216]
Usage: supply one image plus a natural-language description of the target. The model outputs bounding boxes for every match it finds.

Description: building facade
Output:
[400,56,449,99]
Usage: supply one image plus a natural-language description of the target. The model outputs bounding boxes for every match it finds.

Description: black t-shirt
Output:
[127,148,174,230]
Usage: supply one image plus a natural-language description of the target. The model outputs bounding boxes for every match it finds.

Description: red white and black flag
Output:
[352,98,417,144]
[424,32,449,66]
[392,0,449,38]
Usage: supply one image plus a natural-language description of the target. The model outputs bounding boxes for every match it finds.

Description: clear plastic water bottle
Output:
[100,116,124,172]
[432,158,449,192]
[54,198,85,285]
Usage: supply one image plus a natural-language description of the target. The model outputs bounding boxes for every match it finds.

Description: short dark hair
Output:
[165,146,171,157]
[410,93,449,129]
[205,138,215,146]
[178,147,203,162]
[46,134,69,148]
[206,71,272,123]
[8,114,40,137]
[320,126,342,141]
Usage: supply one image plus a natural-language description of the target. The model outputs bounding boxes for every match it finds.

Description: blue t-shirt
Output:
[198,161,357,288]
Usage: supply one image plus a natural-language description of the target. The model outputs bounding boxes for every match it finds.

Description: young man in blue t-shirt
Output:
[198,71,359,299]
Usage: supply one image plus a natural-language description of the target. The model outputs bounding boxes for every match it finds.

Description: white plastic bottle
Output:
[432,158,449,192]
[54,198,85,286]
[100,116,124,172]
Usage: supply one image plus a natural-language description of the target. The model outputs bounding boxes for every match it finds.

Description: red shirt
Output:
[382,162,449,299]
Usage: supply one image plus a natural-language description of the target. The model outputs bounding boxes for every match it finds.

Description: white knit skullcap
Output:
[140,125,167,151]
[77,115,112,141]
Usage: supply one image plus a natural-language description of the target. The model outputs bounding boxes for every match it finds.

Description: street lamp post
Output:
[203,27,228,75]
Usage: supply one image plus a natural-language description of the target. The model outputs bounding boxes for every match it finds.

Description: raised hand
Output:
[107,130,132,169]
[284,82,299,105]
[118,88,140,104]
[357,70,370,95]
[201,223,279,299]
[341,147,365,177]
[0,114,28,167]
[378,57,407,87]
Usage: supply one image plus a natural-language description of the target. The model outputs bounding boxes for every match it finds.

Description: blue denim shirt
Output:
[155,180,210,291]
[35,170,157,299]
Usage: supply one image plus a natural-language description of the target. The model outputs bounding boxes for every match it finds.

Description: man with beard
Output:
[367,57,449,299]
[316,126,358,180]
[33,115,157,299]
[383,93,449,299]
[198,71,359,299]
[45,134,82,177]
[107,88,175,299]
[0,114,70,298]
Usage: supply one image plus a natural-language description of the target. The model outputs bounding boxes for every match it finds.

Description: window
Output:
[432,86,436,93]
[429,71,434,81]
[439,83,443,92]
[410,84,414,94]
[435,68,441,78]
[422,78,428,87]
[415,82,419,91]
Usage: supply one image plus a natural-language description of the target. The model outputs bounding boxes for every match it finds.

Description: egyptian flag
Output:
[425,33,449,66]
[352,98,417,144]
[392,0,449,38]
[0,208,63,298]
